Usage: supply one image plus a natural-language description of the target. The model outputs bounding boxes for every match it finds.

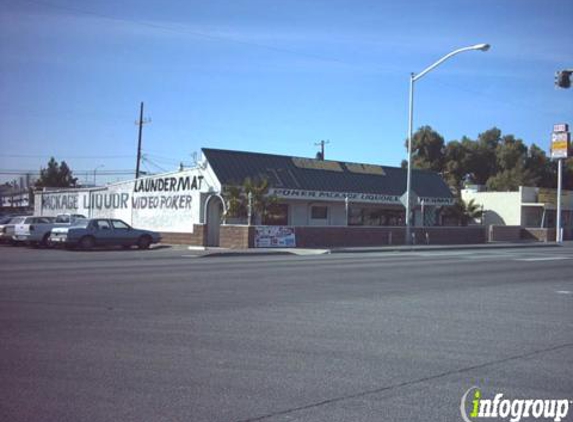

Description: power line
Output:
[0,154,133,159]
[0,170,134,175]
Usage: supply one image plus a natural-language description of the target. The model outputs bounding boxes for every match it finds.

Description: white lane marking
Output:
[412,251,475,257]
[556,290,573,295]
[515,256,571,262]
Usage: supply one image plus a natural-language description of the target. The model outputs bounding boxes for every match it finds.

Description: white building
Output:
[462,186,573,230]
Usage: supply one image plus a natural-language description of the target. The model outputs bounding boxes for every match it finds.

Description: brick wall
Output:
[160,225,490,248]
[293,226,486,248]
[522,228,572,242]
[488,225,522,242]
[160,225,206,246]
[219,225,254,249]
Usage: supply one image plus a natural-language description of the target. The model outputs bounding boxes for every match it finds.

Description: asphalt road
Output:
[1,244,572,422]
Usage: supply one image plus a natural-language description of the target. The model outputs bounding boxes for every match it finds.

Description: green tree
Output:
[465,128,501,185]
[564,158,573,190]
[484,134,534,191]
[406,126,445,172]
[35,157,78,188]
[485,165,535,191]
[442,139,469,194]
[525,144,555,188]
[496,134,528,172]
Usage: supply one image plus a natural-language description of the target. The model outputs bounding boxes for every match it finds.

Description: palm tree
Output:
[442,198,483,226]
[222,177,277,224]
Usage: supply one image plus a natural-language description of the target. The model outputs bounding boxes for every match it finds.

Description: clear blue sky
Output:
[1,0,572,185]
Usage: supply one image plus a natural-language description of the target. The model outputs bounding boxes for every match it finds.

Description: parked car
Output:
[12,215,87,247]
[0,216,27,244]
[12,216,56,246]
[49,218,161,250]
[54,213,86,223]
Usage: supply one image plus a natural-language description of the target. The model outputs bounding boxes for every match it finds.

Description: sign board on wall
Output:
[254,226,296,248]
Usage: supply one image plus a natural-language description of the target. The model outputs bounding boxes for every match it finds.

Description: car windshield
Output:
[70,220,89,228]
[0,216,12,224]
[10,217,26,224]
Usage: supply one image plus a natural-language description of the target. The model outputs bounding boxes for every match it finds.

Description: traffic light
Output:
[555,70,572,89]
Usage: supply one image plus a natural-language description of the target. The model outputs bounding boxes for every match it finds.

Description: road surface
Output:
[1,244,572,421]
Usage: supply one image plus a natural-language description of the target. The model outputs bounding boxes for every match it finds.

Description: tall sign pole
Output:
[557,159,563,242]
[551,123,570,243]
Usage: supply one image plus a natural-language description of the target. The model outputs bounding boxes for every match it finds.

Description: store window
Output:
[263,203,289,226]
[311,205,328,220]
[349,207,364,225]
[349,207,404,226]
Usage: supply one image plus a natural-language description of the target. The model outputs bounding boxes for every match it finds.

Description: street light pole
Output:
[405,43,490,244]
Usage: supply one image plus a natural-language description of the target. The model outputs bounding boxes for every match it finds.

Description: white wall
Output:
[289,202,308,225]
[461,189,522,225]
[35,165,218,233]
[284,201,347,226]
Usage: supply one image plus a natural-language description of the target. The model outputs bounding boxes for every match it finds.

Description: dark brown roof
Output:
[203,148,453,199]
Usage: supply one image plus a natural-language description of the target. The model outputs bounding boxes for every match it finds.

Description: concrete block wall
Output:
[522,228,572,242]
[160,225,206,245]
[488,225,522,242]
[219,225,255,249]
[160,225,489,248]
[293,226,486,248]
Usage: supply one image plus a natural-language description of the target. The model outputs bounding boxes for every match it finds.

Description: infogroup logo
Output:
[460,387,571,422]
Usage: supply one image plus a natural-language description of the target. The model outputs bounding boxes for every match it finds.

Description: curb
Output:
[329,242,562,254]
[194,242,562,257]
[198,248,331,258]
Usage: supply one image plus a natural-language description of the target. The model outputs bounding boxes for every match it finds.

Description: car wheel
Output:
[41,233,51,248]
[79,236,95,250]
[137,235,151,250]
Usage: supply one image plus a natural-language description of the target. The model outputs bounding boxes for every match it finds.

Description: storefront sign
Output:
[134,175,204,192]
[271,188,400,204]
[418,197,455,206]
[255,226,296,248]
[270,188,453,206]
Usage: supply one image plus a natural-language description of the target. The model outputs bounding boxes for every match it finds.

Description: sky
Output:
[1,0,572,186]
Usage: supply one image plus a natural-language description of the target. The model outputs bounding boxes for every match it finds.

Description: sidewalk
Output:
[158,240,568,258]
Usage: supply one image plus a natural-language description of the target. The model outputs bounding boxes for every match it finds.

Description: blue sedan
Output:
[49,218,161,250]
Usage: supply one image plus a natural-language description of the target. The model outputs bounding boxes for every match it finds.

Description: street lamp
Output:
[94,165,104,186]
[405,43,490,244]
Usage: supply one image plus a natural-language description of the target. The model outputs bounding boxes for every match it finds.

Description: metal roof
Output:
[202,148,453,199]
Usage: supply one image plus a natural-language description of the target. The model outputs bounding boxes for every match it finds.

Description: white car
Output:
[12,215,87,247]
[0,216,28,244]
[12,216,56,246]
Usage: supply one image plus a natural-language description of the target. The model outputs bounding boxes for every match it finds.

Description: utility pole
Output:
[135,102,151,179]
[314,140,329,160]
